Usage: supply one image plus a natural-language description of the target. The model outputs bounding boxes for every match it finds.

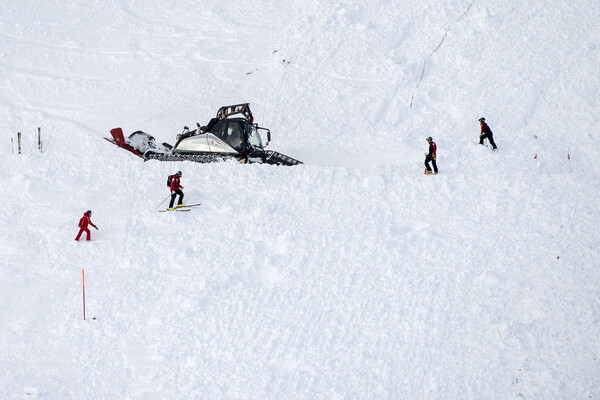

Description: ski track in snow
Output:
[1,0,599,399]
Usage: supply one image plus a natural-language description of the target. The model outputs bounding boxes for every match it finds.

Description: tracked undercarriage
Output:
[105,103,302,166]
[145,149,301,165]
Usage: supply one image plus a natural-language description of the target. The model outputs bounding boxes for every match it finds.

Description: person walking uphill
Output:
[424,136,438,175]
[479,117,498,150]
[168,171,185,211]
[75,210,98,241]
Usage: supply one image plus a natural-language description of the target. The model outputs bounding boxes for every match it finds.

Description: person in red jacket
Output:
[75,210,98,241]
[168,171,185,210]
[479,117,498,150]
[424,136,438,175]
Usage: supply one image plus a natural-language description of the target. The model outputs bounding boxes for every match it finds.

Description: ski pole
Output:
[155,194,170,210]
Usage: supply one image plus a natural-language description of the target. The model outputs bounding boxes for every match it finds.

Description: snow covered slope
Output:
[1,1,599,399]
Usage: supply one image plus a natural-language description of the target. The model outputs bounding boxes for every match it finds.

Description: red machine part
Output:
[104,128,144,158]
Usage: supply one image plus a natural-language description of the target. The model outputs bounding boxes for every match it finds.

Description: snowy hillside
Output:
[1,1,599,399]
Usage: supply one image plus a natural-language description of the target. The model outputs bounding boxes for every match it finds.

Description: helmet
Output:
[177,171,182,176]
[478,117,485,122]
[86,210,92,214]
[426,136,433,141]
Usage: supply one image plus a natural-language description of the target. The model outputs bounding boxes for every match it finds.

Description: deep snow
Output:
[1,0,599,399]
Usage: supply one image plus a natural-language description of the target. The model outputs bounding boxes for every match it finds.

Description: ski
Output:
[156,203,199,212]
[158,207,192,212]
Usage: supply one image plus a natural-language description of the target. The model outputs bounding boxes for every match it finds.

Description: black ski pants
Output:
[169,190,184,208]
[479,133,497,150]
[425,154,438,173]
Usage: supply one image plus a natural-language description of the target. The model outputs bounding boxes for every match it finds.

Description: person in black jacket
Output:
[424,136,438,175]
[479,117,498,150]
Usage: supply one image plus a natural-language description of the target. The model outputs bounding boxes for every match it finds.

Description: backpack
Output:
[167,175,173,187]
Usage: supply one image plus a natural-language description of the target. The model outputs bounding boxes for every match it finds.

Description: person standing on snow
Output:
[168,171,185,210]
[479,117,498,150]
[75,210,98,241]
[424,136,438,175]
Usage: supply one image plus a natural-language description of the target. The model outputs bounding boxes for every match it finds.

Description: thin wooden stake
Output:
[38,127,42,153]
[17,132,21,154]
[82,269,86,320]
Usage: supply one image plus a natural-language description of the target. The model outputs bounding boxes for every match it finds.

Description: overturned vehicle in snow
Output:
[105,103,302,166]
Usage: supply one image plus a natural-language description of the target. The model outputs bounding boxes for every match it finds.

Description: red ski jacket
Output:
[428,141,437,156]
[170,174,182,191]
[480,122,493,135]
[78,214,97,229]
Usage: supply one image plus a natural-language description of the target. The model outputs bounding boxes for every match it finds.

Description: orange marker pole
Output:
[82,269,86,320]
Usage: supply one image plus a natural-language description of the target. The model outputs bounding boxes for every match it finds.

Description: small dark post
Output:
[17,132,22,154]
[38,127,42,153]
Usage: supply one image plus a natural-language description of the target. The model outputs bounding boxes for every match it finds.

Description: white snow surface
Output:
[1,0,599,399]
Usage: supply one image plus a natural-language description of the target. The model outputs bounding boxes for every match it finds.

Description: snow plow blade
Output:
[104,128,144,159]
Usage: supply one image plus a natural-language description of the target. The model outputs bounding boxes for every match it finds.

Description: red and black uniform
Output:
[425,139,438,174]
[169,173,184,208]
[75,212,97,241]
[479,121,498,150]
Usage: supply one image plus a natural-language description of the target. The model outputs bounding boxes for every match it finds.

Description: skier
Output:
[424,136,438,175]
[75,210,98,241]
[478,117,498,150]
[168,171,185,210]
